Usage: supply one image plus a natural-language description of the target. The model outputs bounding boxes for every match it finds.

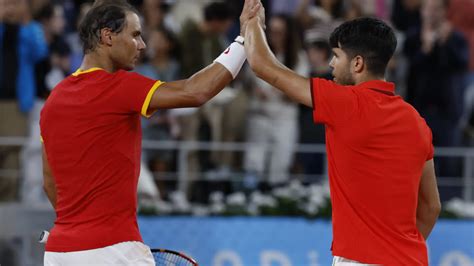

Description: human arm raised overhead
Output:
[244,8,312,107]
[145,0,262,112]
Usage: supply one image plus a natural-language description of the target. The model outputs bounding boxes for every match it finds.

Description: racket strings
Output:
[153,250,195,266]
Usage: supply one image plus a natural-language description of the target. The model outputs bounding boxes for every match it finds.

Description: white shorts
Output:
[333,256,378,265]
[44,241,155,266]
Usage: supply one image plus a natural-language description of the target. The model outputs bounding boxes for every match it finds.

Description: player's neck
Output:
[80,52,116,73]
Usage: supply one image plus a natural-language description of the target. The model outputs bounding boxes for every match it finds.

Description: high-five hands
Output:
[255,0,266,30]
[240,0,265,36]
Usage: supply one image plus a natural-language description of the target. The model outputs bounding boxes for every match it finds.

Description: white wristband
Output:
[38,230,49,244]
[214,37,246,79]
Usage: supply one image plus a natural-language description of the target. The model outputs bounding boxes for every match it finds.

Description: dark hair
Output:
[269,14,300,70]
[78,0,138,54]
[204,2,233,22]
[329,17,397,76]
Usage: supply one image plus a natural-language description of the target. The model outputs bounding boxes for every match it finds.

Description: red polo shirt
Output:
[40,68,162,252]
[311,78,433,265]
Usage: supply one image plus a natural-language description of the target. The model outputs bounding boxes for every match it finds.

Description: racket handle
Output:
[39,230,49,244]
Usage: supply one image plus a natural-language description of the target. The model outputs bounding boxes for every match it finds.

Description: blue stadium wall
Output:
[139,217,474,266]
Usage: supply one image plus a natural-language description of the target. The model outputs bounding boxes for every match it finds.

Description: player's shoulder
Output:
[50,76,73,93]
[115,70,156,86]
[113,69,144,80]
[399,98,421,116]
[311,77,346,90]
[400,98,431,129]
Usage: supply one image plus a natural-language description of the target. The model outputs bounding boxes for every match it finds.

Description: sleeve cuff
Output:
[141,81,164,118]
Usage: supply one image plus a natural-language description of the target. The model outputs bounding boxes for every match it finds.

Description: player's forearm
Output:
[183,63,233,106]
[245,18,279,82]
[245,18,313,107]
[416,202,441,239]
[147,63,235,109]
[181,36,248,106]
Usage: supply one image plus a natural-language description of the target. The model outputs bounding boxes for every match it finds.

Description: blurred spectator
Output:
[137,27,180,82]
[295,28,333,182]
[462,82,474,144]
[167,0,208,32]
[270,0,302,15]
[314,0,346,19]
[137,160,162,208]
[391,0,422,32]
[179,1,233,78]
[448,0,474,141]
[0,0,47,263]
[295,0,344,31]
[404,0,469,200]
[30,0,50,16]
[0,0,48,202]
[448,0,474,75]
[62,0,85,33]
[219,1,270,178]
[343,0,364,20]
[66,1,93,71]
[243,14,309,189]
[356,0,392,20]
[21,3,71,205]
[141,0,179,34]
[177,1,234,201]
[304,29,333,79]
[135,27,181,198]
[34,3,70,100]
[386,25,409,98]
[297,0,327,31]
[225,0,271,42]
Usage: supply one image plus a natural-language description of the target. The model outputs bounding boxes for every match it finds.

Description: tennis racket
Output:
[151,248,198,266]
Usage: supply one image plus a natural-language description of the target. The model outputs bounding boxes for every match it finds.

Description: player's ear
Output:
[353,55,364,74]
[99,28,113,47]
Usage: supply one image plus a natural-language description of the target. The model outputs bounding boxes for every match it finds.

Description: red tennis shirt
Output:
[40,68,162,252]
[311,78,433,265]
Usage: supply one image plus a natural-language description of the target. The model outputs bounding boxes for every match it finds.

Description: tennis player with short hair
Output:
[40,0,261,264]
[245,3,441,265]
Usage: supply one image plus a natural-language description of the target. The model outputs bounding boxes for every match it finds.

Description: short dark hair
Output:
[78,0,138,54]
[329,17,397,76]
[204,2,233,22]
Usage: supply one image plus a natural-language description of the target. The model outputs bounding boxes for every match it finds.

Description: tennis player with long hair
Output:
[244,2,441,265]
[40,0,261,264]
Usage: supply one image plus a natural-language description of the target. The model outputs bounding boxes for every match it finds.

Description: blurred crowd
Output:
[0,0,473,206]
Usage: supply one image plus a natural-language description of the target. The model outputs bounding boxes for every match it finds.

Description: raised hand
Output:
[255,0,266,30]
[240,0,262,36]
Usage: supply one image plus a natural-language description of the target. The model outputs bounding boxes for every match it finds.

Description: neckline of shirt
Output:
[71,67,104,77]
[357,80,395,93]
